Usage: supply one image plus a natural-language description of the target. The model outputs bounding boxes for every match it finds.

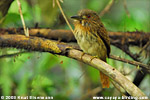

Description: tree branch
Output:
[0,0,14,24]
[123,0,130,17]
[1,28,149,46]
[0,34,148,98]
[99,0,115,17]
[0,0,14,17]
[110,55,150,73]
[0,51,27,58]
[0,28,150,72]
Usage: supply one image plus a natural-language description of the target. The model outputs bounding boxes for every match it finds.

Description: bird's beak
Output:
[71,15,82,20]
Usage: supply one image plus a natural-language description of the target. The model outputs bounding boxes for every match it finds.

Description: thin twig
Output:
[123,0,130,17]
[0,51,27,58]
[56,0,73,33]
[17,0,29,37]
[99,0,114,17]
[53,0,55,7]
[109,54,150,73]
[139,40,150,55]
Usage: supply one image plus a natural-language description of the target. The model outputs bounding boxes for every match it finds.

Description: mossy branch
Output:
[0,34,148,99]
[0,28,149,72]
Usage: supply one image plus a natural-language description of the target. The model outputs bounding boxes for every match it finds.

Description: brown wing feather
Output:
[97,22,111,57]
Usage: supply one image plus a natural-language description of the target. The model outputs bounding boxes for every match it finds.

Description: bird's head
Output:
[71,9,100,29]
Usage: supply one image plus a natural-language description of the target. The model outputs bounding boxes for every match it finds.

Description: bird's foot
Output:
[89,56,98,63]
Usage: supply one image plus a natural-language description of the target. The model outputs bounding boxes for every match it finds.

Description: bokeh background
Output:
[0,0,150,100]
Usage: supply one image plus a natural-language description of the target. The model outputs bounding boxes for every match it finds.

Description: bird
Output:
[71,9,111,88]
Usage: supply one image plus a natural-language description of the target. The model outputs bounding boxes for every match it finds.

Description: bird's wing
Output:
[97,22,111,57]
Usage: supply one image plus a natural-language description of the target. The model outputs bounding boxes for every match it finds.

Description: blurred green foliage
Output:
[0,0,150,100]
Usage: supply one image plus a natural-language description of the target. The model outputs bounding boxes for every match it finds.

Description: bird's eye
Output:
[87,15,91,18]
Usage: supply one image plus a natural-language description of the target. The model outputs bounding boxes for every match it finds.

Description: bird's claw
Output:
[89,56,98,63]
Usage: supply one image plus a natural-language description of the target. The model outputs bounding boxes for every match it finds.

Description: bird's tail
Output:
[99,71,110,88]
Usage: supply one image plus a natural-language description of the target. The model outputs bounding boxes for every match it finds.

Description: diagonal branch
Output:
[99,0,115,17]
[0,34,148,98]
[0,0,14,17]
[110,55,150,73]
[123,0,130,17]
[17,0,29,37]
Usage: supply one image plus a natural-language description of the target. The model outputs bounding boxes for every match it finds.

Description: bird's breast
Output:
[74,26,107,60]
